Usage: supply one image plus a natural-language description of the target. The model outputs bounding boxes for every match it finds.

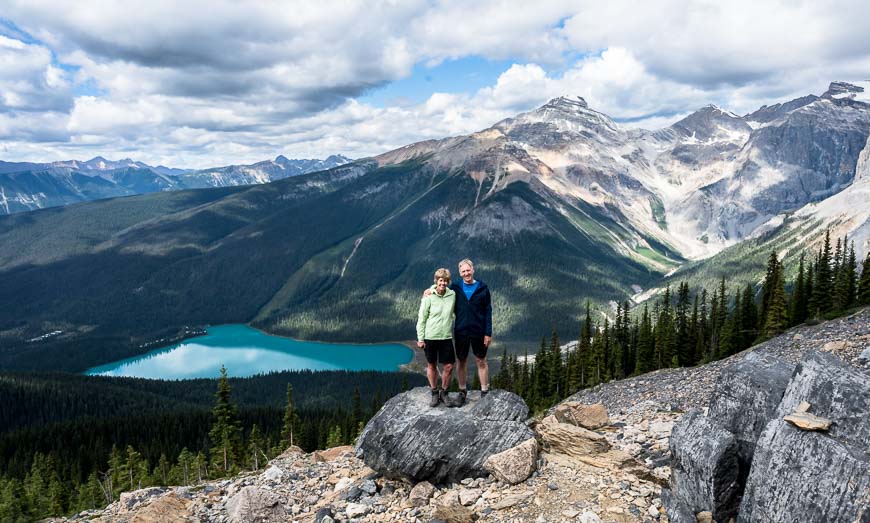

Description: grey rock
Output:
[314,506,334,523]
[738,351,870,523]
[660,488,695,523]
[225,486,284,523]
[360,479,378,495]
[708,352,794,466]
[668,409,741,523]
[858,346,870,363]
[356,387,533,483]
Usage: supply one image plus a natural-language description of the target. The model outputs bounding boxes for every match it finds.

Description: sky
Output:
[1,0,869,169]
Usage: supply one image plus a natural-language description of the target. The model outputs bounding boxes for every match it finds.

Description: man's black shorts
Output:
[455,335,487,360]
[423,339,455,364]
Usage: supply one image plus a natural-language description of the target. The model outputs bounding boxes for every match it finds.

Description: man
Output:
[425,258,492,406]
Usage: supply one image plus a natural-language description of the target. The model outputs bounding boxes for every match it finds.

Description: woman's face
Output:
[435,277,449,294]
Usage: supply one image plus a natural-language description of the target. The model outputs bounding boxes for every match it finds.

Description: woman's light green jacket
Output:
[416,287,455,341]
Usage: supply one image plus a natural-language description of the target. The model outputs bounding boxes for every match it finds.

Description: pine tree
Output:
[764,259,789,337]
[326,425,343,447]
[811,230,834,315]
[790,254,808,325]
[156,454,170,485]
[740,283,757,349]
[282,384,302,449]
[209,366,242,474]
[177,448,193,486]
[577,301,592,389]
[858,252,870,305]
[635,305,654,374]
[248,424,265,471]
[121,445,142,492]
[351,386,362,429]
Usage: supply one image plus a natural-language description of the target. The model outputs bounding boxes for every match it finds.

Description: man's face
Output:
[459,263,474,284]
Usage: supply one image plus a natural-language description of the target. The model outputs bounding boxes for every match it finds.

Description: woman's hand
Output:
[417,341,425,349]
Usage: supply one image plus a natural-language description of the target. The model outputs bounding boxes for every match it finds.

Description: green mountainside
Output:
[0,158,666,372]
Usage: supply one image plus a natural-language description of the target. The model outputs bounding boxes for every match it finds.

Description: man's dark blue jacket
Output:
[450,280,492,337]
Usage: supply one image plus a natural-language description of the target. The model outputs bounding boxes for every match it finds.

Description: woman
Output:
[416,268,456,407]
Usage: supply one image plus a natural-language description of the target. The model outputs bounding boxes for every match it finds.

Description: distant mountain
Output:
[0,154,353,214]
[1,82,868,373]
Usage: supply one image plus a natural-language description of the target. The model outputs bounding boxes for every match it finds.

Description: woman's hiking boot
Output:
[429,388,441,407]
[450,389,467,407]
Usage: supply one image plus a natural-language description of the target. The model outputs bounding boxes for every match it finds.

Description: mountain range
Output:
[1,81,868,372]
[0,154,352,214]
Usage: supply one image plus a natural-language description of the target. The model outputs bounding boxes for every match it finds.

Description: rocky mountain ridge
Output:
[0,154,352,215]
[373,81,870,264]
[70,309,870,522]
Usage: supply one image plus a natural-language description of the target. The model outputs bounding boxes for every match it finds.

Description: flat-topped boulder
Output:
[355,388,534,483]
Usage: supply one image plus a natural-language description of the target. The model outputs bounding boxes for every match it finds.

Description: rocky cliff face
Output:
[70,309,870,523]
[373,82,870,262]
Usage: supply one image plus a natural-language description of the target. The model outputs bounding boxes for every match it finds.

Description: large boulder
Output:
[708,352,794,467]
[667,409,742,523]
[355,388,533,483]
[737,351,870,523]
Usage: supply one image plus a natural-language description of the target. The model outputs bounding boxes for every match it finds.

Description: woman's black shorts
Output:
[423,339,455,364]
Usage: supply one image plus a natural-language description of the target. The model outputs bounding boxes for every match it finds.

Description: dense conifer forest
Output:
[0,369,425,520]
[494,230,870,412]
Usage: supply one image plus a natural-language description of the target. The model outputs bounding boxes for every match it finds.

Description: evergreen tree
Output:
[177,448,193,486]
[764,258,789,337]
[248,424,265,471]
[790,254,808,325]
[577,301,592,389]
[811,230,834,315]
[281,384,302,449]
[209,366,242,474]
[676,282,691,366]
[326,425,343,447]
[858,252,870,305]
[156,454,170,485]
[635,305,654,374]
[740,283,757,349]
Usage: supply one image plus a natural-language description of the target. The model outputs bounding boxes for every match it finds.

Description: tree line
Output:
[0,368,423,521]
[495,230,870,412]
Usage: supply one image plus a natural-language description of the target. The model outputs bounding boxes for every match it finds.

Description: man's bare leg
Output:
[476,356,489,391]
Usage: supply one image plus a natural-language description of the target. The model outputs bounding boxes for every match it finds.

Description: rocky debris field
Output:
[70,398,673,523]
[566,307,870,415]
[66,310,870,523]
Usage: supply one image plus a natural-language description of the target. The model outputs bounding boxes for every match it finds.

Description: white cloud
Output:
[0,1,868,168]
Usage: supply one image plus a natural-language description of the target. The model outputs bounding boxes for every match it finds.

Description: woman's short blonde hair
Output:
[434,268,451,284]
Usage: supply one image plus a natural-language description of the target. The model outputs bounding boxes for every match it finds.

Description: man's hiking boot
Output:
[451,389,466,407]
[480,389,489,397]
[429,389,441,407]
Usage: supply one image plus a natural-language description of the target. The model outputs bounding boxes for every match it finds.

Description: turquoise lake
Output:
[86,324,414,379]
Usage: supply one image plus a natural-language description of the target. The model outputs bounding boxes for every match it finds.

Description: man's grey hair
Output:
[458,258,474,269]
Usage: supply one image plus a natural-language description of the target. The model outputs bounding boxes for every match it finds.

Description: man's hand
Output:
[484,336,491,348]
[417,341,425,349]
[422,288,432,297]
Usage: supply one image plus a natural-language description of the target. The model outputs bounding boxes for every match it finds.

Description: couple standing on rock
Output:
[416,258,493,408]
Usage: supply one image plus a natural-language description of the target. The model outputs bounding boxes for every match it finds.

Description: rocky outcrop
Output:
[666,350,870,523]
[737,351,870,522]
[707,351,794,465]
[552,402,610,429]
[355,387,534,483]
[668,409,741,522]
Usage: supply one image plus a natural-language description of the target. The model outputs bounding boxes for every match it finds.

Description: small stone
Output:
[562,509,580,518]
[458,488,481,506]
[490,491,534,510]
[345,502,370,518]
[483,437,538,485]
[648,505,660,517]
[547,482,559,490]
[579,511,602,523]
[360,479,378,495]
[822,340,848,352]
[409,481,435,507]
[553,402,610,429]
[333,477,353,492]
[305,494,319,505]
[783,411,832,431]
[263,465,283,482]
[858,347,870,363]
[695,511,714,523]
